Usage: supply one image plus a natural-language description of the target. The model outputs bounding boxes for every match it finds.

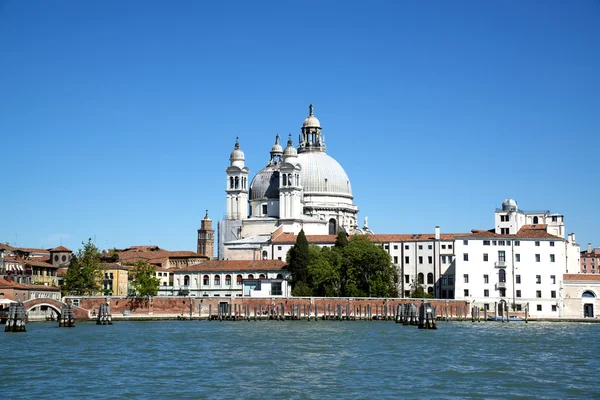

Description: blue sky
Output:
[1,1,598,253]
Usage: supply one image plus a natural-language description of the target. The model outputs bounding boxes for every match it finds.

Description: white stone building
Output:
[262,228,463,298]
[170,260,290,298]
[452,199,580,318]
[219,105,360,260]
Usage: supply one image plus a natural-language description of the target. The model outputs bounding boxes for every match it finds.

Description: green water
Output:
[2,320,599,399]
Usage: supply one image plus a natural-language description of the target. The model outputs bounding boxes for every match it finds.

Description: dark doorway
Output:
[584,303,594,318]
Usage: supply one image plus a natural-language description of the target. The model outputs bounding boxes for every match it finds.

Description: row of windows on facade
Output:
[471,289,558,298]
[53,254,71,262]
[393,255,454,265]
[463,252,556,262]
[405,272,435,285]
[498,215,559,224]
[384,244,453,251]
[181,273,284,286]
[229,176,248,190]
[441,273,557,285]
[468,240,555,247]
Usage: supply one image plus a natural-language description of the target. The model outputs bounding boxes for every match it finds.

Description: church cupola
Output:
[225,138,249,220]
[269,134,283,165]
[299,104,326,154]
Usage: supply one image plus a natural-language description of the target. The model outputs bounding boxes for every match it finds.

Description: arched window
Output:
[427,273,433,285]
[582,291,596,298]
[262,251,268,260]
[418,273,424,285]
[499,269,506,283]
[184,275,190,286]
[288,174,293,185]
[248,274,254,280]
[328,219,337,235]
[225,275,232,285]
[230,177,234,189]
[214,275,221,286]
[533,216,539,224]
[283,174,287,186]
[427,287,434,294]
[236,275,243,285]
[259,274,266,280]
[234,177,239,189]
[276,274,283,279]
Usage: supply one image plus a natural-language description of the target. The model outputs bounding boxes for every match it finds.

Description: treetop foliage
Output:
[287,233,398,298]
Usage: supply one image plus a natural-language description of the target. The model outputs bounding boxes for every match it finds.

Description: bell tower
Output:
[197,210,214,258]
[226,138,249,220]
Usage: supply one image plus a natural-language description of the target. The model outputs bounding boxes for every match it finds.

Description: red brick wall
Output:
[72,296,470,317]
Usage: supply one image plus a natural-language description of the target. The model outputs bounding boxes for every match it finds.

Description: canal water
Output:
[2,320,599,399]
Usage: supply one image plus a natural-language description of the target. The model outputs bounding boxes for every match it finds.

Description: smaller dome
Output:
[283,139,297,157]
[271,134,283,154]
[229,140,245,162]
[302,104,321,128]
[303,115,321,128]
[502,198,518,211]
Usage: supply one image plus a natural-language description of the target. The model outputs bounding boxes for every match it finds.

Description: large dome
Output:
[249,165,280,201]
[297,152,352,197]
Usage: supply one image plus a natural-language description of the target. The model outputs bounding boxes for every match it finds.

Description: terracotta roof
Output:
[4,256,23,263]
[563,274,600,282]
[24,285,61,291]
[0,243,15,252]
[100,262,132,270]
[116,248,207,264]
[25,259,59,269]
[457,226,563,240]
[178,260,287,272]
[49,246,72,252]
[0,278,28,289]
[369,233,464,242]
[15,247,50,255]
[168,251,207,258]
[272,233,464,244]
[57,268,68,277]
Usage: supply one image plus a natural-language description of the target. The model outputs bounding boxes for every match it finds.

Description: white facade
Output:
[171,260,290,297]
[219,105,359,259]
[452,199,580,318]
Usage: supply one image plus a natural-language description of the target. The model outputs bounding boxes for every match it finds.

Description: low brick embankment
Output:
[66,296,470,320]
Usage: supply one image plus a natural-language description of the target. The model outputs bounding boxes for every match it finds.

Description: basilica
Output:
[211,105,365,260]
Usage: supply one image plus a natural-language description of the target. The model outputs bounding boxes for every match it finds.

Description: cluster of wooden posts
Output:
[396,303,437,329]
[59,304,75,327]
[195,301,436,329]
[4,302,27,332]
[96,303,113,325]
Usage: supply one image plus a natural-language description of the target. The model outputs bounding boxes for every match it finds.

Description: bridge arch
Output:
[23,298,65,316]
[23,298,90,320]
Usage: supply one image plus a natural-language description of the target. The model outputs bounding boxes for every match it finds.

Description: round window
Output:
[62,255,66,262]
[54,255,58,261]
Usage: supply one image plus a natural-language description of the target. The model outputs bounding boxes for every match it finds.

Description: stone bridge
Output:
[23,298,90,320]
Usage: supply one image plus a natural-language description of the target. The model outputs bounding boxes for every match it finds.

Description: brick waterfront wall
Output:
[69,296,471,318]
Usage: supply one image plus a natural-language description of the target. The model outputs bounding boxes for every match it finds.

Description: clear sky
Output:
[1,1,598,254]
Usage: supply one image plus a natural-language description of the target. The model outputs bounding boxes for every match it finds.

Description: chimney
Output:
[568,233,576,243]
[435,226,440,240]
[589,243,593,254]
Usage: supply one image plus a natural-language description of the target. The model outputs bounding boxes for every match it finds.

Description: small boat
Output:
[486,315,524,322]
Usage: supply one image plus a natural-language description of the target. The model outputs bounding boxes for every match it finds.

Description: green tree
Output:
[334,231,349,295]
[62,239,102,296]
[343,236,397,297]
[287,229,309,289]
[410,285,434,299]
[334,231,348,248]
[129,260,161,297]
[307,246,340,297]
